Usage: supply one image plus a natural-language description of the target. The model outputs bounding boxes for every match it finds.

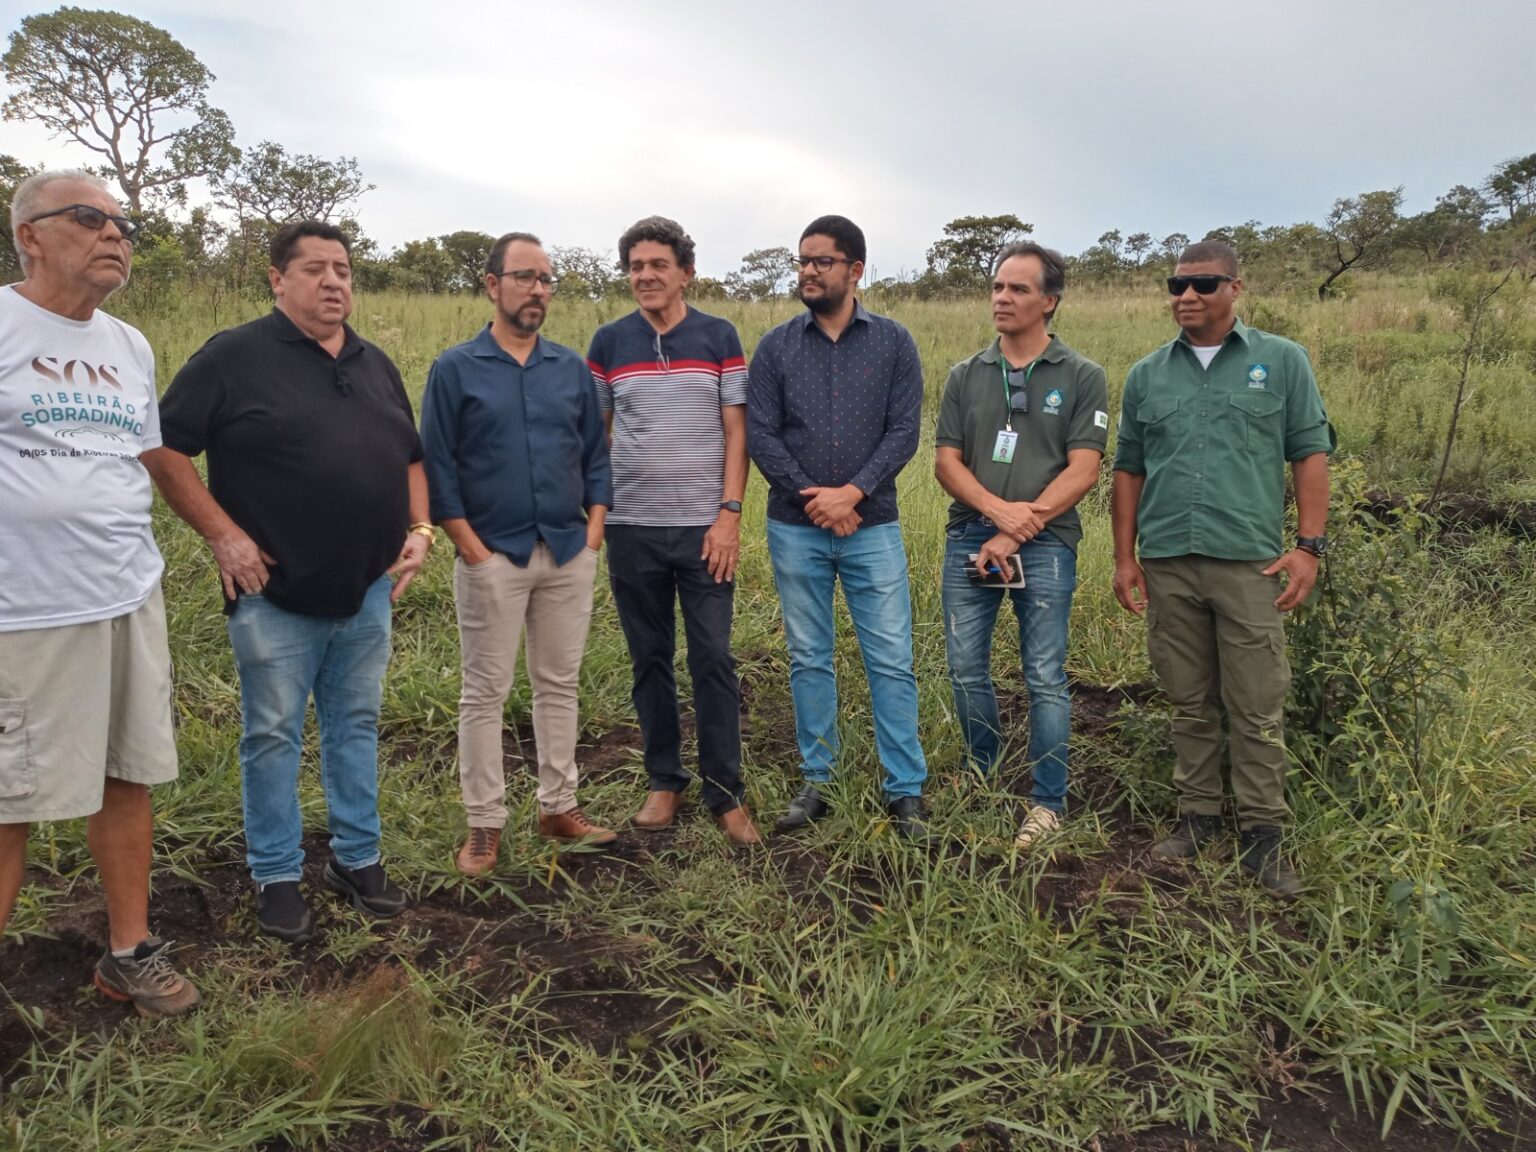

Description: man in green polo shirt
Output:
[936,242,1109,852]
[1111,239,1332,900]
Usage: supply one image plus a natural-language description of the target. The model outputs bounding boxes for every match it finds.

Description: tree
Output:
[549,245,620,298]
[726,246,795,300]
[0,154,38,281]
[1317,187,1403,301]
[212,140,371,226]
[1398,185,1490,263]
[2,7,237,212]
[1159,233,1190,263]
[924,214,1032,291]
[1125,231,1154,266]
[437,230,495,294]
[1485,152,1536,222]
[391,238,456,294]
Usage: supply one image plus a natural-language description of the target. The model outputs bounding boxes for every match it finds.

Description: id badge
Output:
[992,429,1018,464]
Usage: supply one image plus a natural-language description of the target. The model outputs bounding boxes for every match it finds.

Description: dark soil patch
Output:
[1094,1077,1532,1151]
[1363,490,1536,539]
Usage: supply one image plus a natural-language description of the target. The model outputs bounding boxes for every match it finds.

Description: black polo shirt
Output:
[159,308,423,617]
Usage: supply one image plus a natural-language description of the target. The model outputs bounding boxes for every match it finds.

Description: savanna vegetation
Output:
[1,272,1534,1151]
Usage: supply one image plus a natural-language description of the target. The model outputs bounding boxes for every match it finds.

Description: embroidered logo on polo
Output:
[1044,389,1063,414]
[1247,364,1269,389]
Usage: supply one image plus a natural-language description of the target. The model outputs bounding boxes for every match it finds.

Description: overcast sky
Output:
[3,0,1533,278]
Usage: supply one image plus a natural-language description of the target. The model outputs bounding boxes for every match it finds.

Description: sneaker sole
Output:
[93,970,201,1019]
[258,913,317,944]
[323,865,407,919]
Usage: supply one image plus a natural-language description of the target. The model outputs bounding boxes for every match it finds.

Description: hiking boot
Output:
[455,826,502,878]
[94,937,202,1019]
[716,803,763,846]
[256,880,316,943]
[633,789,685,831]
[1013,804,1062,852]
[538,807,618,847]
[1239,826,1303,901]
[887,796,935,845]
[1151,813,1223,861]
[324,858,409,919]
[775,783,830,832]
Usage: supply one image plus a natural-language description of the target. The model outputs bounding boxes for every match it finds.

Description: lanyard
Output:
[1000,355,1037,433]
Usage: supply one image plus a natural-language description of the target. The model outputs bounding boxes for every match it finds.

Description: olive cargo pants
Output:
[1143,556,1290,828]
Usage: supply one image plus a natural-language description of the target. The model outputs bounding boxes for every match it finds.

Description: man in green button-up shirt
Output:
[1111,240,1333,900]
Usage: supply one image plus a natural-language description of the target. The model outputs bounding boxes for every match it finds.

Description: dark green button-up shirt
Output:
[1113,318,1333,561]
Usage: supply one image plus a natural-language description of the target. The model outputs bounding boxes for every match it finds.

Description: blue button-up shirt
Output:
[747,301,923,527]
[421,326,611,567]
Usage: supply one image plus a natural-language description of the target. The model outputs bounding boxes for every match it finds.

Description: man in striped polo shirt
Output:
[587,216,761,846]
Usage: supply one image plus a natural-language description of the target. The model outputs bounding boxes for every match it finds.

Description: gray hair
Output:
[10,169,114,274]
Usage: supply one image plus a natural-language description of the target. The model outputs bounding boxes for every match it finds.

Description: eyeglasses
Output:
[793,255,853,270]
[26,203,141,244]
[1167,274,1234,296]
[1007,367,1029,414]
[493,268,559,288]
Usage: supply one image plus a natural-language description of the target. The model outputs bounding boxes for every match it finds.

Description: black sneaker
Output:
[1239,826,1302,901]
[775,783,830,832]
[887,796,935,844]
[1151,813,1223,861]
[324,858,409,919]
[256,881,316,944]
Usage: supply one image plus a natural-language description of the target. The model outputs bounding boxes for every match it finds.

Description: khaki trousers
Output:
[454,544,597,826]
[1143,555,1290,828]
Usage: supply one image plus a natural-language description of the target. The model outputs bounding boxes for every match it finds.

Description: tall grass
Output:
[1,278,1533,1149]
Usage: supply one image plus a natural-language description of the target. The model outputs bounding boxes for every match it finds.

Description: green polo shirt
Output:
[935,334,1109,553]
[1113,318,1334,561]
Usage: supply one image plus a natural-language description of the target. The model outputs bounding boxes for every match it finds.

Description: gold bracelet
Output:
[409,522,435,549]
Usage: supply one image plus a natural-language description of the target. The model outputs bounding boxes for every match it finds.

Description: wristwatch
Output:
[1295,535,1329,557]
[719,500,743,514]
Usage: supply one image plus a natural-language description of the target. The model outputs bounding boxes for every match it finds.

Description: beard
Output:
[504,302,545,334]
[800,280,848,315]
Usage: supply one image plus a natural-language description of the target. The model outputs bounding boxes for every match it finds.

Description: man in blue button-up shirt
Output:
[747,215,931,842]
[421,232,615,875]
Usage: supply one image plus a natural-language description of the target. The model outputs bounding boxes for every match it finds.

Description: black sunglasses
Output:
[27,203,141,244]
[1007,367,1029,413]
[1167,274,1234,296]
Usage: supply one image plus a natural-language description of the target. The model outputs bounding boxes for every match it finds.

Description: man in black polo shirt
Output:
[145,221,430,944]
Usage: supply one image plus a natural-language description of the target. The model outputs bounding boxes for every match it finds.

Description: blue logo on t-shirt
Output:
[1044,389,1063,414]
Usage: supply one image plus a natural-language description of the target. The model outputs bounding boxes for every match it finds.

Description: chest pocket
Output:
[1140,396,1182,440]
[1228,392,1284,451]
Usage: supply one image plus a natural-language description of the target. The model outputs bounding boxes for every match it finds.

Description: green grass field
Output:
[2,277,1534,1151]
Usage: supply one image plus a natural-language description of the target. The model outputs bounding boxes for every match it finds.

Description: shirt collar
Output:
[471,323,550,365]
[1175,316,1251,348]
[797,298,872,332]
[978,332,1067,366]
[269,307,363,357]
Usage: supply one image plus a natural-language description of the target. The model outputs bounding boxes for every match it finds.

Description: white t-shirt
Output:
[1191,343,1222,369]
[0,285,165,632]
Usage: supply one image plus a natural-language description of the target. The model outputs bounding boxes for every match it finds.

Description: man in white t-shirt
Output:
[0,171,200,1018]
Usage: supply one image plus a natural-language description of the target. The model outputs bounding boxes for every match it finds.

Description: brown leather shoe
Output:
[538,807,618,847]
[456,826,502,877]
[633,789,685,831]
[716,804,762,847]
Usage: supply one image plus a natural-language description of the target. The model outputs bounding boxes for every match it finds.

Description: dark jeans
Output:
[607,523,743,814]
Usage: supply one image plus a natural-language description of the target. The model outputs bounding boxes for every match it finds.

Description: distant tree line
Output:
[2,7,1532,302]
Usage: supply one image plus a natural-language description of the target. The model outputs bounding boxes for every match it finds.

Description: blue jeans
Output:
[766,520,927,800]
[226,575,392,885]
[941,521,1075,813]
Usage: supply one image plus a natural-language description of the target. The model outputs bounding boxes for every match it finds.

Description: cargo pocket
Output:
[0,698,35,801]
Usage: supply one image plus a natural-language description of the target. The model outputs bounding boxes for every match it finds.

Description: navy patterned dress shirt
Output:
[746,301,924,528]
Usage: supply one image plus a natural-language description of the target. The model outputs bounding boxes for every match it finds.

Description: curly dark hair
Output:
[618,216,696,272]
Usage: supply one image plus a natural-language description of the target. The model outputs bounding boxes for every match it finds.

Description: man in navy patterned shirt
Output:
[587,217,760,846]
[747,215,931,842]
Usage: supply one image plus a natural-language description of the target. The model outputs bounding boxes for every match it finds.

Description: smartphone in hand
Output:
[964,553,1026,589]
